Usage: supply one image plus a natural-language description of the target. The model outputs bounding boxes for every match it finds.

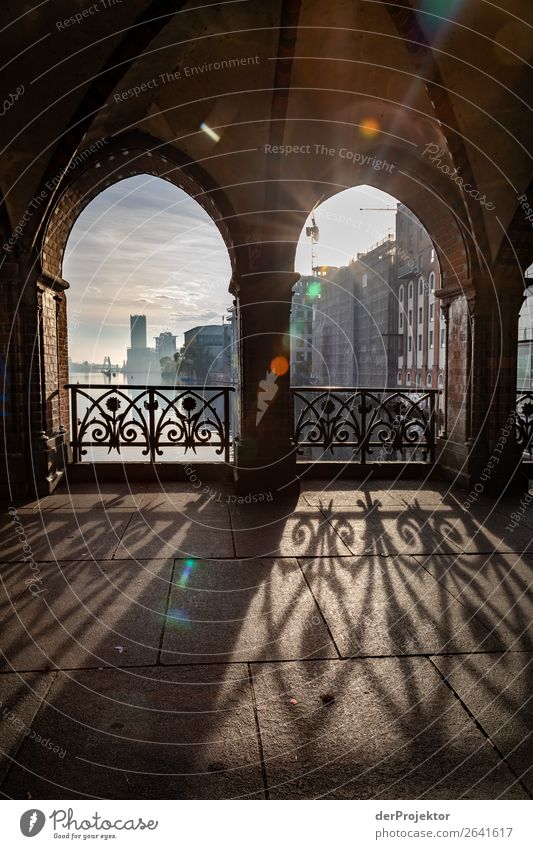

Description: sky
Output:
[64,177,398,363]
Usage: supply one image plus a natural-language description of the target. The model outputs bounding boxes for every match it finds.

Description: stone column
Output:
[232,249,299,496]
[436,283,474,487]
[482,274,525,493]
[0,259,34,498]
[437,272,526,493]
[33,272,72,495]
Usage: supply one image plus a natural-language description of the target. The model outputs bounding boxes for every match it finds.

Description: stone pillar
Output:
[232,251,299,496]
[0,259,33,498]
[436,283,474,487]
[437,273,526,494]
[482,275,525,493]
[33,273,71,495]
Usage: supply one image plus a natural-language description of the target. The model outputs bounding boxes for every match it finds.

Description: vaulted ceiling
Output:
[1,0,532,272]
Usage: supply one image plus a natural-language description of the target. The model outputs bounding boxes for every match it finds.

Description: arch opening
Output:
[51,174,236,464]
[290,186,446,463]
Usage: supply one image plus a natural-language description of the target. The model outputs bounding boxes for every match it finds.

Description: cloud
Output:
[63,176,232,361]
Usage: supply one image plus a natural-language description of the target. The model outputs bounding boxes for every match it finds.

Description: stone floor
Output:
[0,478,531,799]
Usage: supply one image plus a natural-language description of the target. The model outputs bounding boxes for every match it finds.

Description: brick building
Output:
[396,205,445,392]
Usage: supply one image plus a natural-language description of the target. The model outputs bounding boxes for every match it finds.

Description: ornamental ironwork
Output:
[515,393,533,459]
[291,387,439,462]
[66,384,234,462]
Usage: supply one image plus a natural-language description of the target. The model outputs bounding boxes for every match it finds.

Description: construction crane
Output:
[359,207,396,211]
[305,213,320,272]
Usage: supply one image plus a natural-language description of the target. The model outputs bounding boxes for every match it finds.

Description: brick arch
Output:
[494,177,533,275]
[40,134,239,282]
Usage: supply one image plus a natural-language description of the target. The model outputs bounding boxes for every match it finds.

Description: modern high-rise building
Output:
[130,314,147,349]
[126,314,157,373]
[154,331,177,361]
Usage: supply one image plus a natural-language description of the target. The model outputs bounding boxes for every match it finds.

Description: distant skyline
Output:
[64,177,398,363]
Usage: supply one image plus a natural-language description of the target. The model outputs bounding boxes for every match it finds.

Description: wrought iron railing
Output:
[516,392,533,459]
[66,384,235,463]
[291,387,440,463]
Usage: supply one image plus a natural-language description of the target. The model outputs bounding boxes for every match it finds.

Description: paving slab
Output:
[10,484,145,512]
[0,509,134,562]
[302,487,405,510]
[113,507,235,558]
[300,556,500,656]
[0,672,55,785]
[410,504,533,554]
[432,653,533,794]
[414,552,533,650]
[231,503,354,558]
[139,485,234,513]
[251,658,527,799]
[1,665,265,799]
[0,563,31,624]
[0,559,173,671]
[161,557,337,664]
[317,506,460,556]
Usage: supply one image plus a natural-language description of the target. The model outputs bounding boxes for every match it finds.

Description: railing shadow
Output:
[0,481,531,798]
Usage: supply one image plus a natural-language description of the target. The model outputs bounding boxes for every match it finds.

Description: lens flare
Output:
[360,118,380,139]
[200,122,220,142]
[270,356,289,376]
[178,558,197,587]
[166,607,191,630]
[307,280,321,299]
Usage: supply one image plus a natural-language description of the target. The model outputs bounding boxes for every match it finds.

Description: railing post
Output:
[224,389,230,464]
[360,389,367,465]
[70,386,78,463]
[429,391,437,464]
[148,387,156,463]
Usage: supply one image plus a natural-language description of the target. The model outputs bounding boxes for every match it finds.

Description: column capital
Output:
[232,269,300,303]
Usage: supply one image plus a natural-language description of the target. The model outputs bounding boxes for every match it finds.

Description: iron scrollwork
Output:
[292,387,438,462]
[515,394,533,458]
[67,385,233,462]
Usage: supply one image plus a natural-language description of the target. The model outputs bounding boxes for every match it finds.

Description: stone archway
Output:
[31,134,241,492]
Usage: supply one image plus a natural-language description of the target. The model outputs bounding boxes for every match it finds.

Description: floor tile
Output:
[0,559,172,671]
[432,653,533,794]
[161,557,337,663]
[301,556,499,656]
[414,552,533,650]
[1,665,265,799]
[251,659,526,799]
[0,672,55,784]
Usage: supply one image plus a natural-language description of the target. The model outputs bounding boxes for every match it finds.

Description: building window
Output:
[397,371,402,385]
[430,248,435,263]
[399,313,403,330]
[418,333,422,351]
[406,372,412,386]
[416,372,421,387]
[418,306,423,324]
[429,330,434,349]
[429,302,434,321]
[408,282,413,299]
[399,285,404,303]
[418,276,424,296]
[362,272,368,288]
[440,327,445,347]
[408,309,412,325]
[429,272,435,293]
[438,373,444,389]
[427,372,432,387]
[408,336,412,352]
